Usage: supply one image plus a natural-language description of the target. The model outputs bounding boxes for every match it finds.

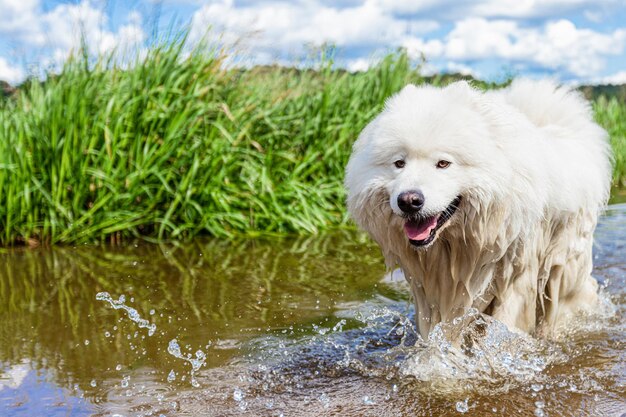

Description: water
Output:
[0,206,625,416]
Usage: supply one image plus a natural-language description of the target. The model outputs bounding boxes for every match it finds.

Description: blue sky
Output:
[1,0,626,85]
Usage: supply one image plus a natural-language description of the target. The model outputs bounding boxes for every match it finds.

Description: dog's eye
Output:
[436,160,451,169]
[394,160,406,169]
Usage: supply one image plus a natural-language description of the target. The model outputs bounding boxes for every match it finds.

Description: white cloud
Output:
[446,61,477,77]
[1,0,625,84]
[346,57,371,72]
[470,0,593,18]
[187,1,626,80]
[0,1,145,82]
[373,0,622,21]
[404,18,626,78]
[0,57,25,84]
[299,0,619,21]
[366,0,458,14]
[402,38,444,58]
[190,0,438,57]
[0,0,40,37]
[593,70,626,85]
[39,1,145,59]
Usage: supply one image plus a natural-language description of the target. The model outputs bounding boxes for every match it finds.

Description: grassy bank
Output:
[1,42,625,245]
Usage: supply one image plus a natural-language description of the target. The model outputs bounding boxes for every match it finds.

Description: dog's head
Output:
[345,82,509,249]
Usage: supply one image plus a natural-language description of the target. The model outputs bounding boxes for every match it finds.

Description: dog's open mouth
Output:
[403,196,462,247]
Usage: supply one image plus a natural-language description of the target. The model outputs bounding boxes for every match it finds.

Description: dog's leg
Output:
[536,211,599,336]
[489,268,539,333]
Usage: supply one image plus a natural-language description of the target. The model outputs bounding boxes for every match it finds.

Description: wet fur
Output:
[345,80,612,339]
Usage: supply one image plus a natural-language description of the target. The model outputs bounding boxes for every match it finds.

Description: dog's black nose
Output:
[397,190,425,213]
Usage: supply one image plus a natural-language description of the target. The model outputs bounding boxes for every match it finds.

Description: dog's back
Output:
[493,79,612,217]
[495,80,613,334]
[502,79,591,129]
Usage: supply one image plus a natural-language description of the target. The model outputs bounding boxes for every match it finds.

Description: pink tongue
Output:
[404,216,438,241]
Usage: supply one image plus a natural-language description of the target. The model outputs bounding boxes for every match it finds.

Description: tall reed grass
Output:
[594,97,626,188]
[0,41,624,245]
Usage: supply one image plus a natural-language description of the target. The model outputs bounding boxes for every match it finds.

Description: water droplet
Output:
[332,319,346,332]
[455,398,469,413]
[121,376,130,388]
[167,370,176,382]
[233,388,244,402]
[115,364,122,371]
[90,380,97,387]
[531,383,544,392]
[318,393,330,409]
[363,395,376,405]
[84,339,90,346]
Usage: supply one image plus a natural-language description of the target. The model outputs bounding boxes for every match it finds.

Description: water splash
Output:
[233,302,573,413]
[399,308,567,392]
[96,292,157,336]
[318,392,330,409]
[167,339,206,388]
[233,387,247,411]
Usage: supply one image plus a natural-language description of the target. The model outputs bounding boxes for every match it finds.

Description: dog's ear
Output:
[384,83,421,113]
[446,80,497,115]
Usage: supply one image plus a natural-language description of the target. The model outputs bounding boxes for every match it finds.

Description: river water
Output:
[1,205,625,416]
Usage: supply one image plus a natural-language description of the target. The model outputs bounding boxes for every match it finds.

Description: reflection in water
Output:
[0,361,29,391]
[0,208,625,416]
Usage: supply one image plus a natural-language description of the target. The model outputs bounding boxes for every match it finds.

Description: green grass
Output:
[594,96,626,188]
[0,41,625,245]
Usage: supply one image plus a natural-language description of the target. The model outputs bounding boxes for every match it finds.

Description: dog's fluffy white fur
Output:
[345,80,612,339]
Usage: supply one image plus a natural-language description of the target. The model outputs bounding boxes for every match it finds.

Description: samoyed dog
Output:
[345,80,612,339]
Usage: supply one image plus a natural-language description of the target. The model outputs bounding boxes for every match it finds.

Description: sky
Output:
[1,0,626,85]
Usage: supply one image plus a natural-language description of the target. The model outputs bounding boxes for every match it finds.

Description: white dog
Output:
[345,80,612,339]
